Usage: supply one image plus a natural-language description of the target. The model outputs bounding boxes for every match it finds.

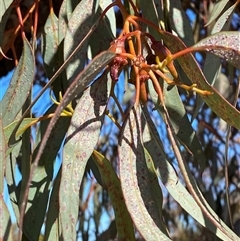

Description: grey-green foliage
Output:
[1,1,240,241]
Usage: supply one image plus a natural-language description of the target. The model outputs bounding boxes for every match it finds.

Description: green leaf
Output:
[0,38,35,127]
[0,0,12,19]
[0,195,15,241]
[0,118,5,193]
[59,74,110,241]
[0,2,13,53]
[143,147,169,236]
[5,143,21,222]
[168,0,194,47]
[205,0,229,26]
[42,10,68,97]
[138,0,162,40]
[43,10,70,97]
[9,50,115,153]
[142,106,240,241]
[88,0,116,59]
[92,151,135,241]
[100,0,116,37]
[193,2,234,121]
[118,107,171,241]
[58,0,78,42]
[42,11,59,68]
[64,0,97,84]
[22,164,52,240]
[58,0,68,42]
[148,81,207,172]
[160,32,240,130]
[44,170,63,241]
[23,111,68,240]
[4,118,36,153]
[211,2,237,34]
[194,31,240,69]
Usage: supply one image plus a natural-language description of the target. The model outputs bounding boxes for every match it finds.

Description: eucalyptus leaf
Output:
[44,170,63,241]
[211,2,236,34]
[0,195,15,241]
[0,2,12,53]
[59,73,110,241]
[4,142,21,222]
[22,164,52,240]
[194,31,240,69]
[0,118,5,193]
[92,150,135,241]
[148,80,207,172]
[119,107,172,241]
[160,31,240,129]
[141,106,240,241]
[42,11,59,68]
[58,0,68,42]
[4,118,37,148]
[0,38,35,127]
[138,0,162,40]
[88,0,115,59]
[0,0,13,19]
[192,3,234,121]
[168,0,194,47]
[64,0,97,84]
[21,107,68,240]
[205,0,230,26]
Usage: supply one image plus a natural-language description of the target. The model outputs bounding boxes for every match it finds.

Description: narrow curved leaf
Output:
[148,81,207,172]
[44,170,62,241]
[59,74,110,241]
[142,106,240,241]
[118,107,171,241]
[192,10,233,121]
[138,0,162,40]
[58,0,68,42]
[169,0,194,47]
[58,0,79,41]
[22,107,68,241]
[0,38,35,126]
[205,0,230,26]
[211,2,237,34]
[0,195,15,241]
[4,143,21,221]
[100,0,116,37]
[64,0,97,83]
[8,51,115,148]
[143,147,169,236]
[0,118,5,193]
[0,2,13,55]
[160,32,240,130]
[92,150,135,241]
[20,113,66,240]
[4,118,37,142]
[58,0,73,43]
[43,10,68,96]
[0,0,13,19]
[194,31,240,69]
[88,0,116,59]
[22,164,52,241]
[42,11,59,67]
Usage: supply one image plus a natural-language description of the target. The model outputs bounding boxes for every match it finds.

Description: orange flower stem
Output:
[134,65,140,105]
